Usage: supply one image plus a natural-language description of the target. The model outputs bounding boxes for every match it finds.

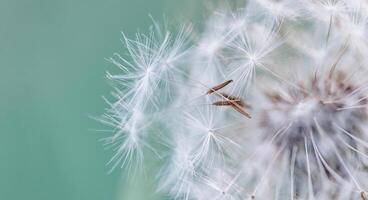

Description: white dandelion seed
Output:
[226,20,283,98]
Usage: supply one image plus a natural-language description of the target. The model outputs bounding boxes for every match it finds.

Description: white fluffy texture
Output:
[102,0,368,199]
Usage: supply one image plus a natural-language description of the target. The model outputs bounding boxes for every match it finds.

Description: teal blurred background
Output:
[0,0,203,199]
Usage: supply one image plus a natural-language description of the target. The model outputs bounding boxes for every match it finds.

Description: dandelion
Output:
[100,1,368,199]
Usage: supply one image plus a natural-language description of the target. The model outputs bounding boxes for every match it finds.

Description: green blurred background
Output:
[0,0,204,199]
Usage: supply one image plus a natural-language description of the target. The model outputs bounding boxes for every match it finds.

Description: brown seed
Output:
[361,191,368,200]
[230,101,251,118]
[206,80,233,94]
[212,100,233,106]
[212,99,243,106]
[266,92,283,103]
[212,99,251,118]
[220,93,235,99]
[220,93,247,107]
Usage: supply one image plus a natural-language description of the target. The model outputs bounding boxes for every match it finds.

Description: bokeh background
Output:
[0,0,205,199]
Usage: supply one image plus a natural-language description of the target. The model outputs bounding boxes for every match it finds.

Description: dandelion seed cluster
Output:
[101,0,368,199]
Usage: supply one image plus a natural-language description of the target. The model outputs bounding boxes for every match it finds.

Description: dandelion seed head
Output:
[253,69,368,198]
[100,1,368,199]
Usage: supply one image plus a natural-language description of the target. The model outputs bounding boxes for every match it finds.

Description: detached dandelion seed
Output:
[206,80,233,94]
